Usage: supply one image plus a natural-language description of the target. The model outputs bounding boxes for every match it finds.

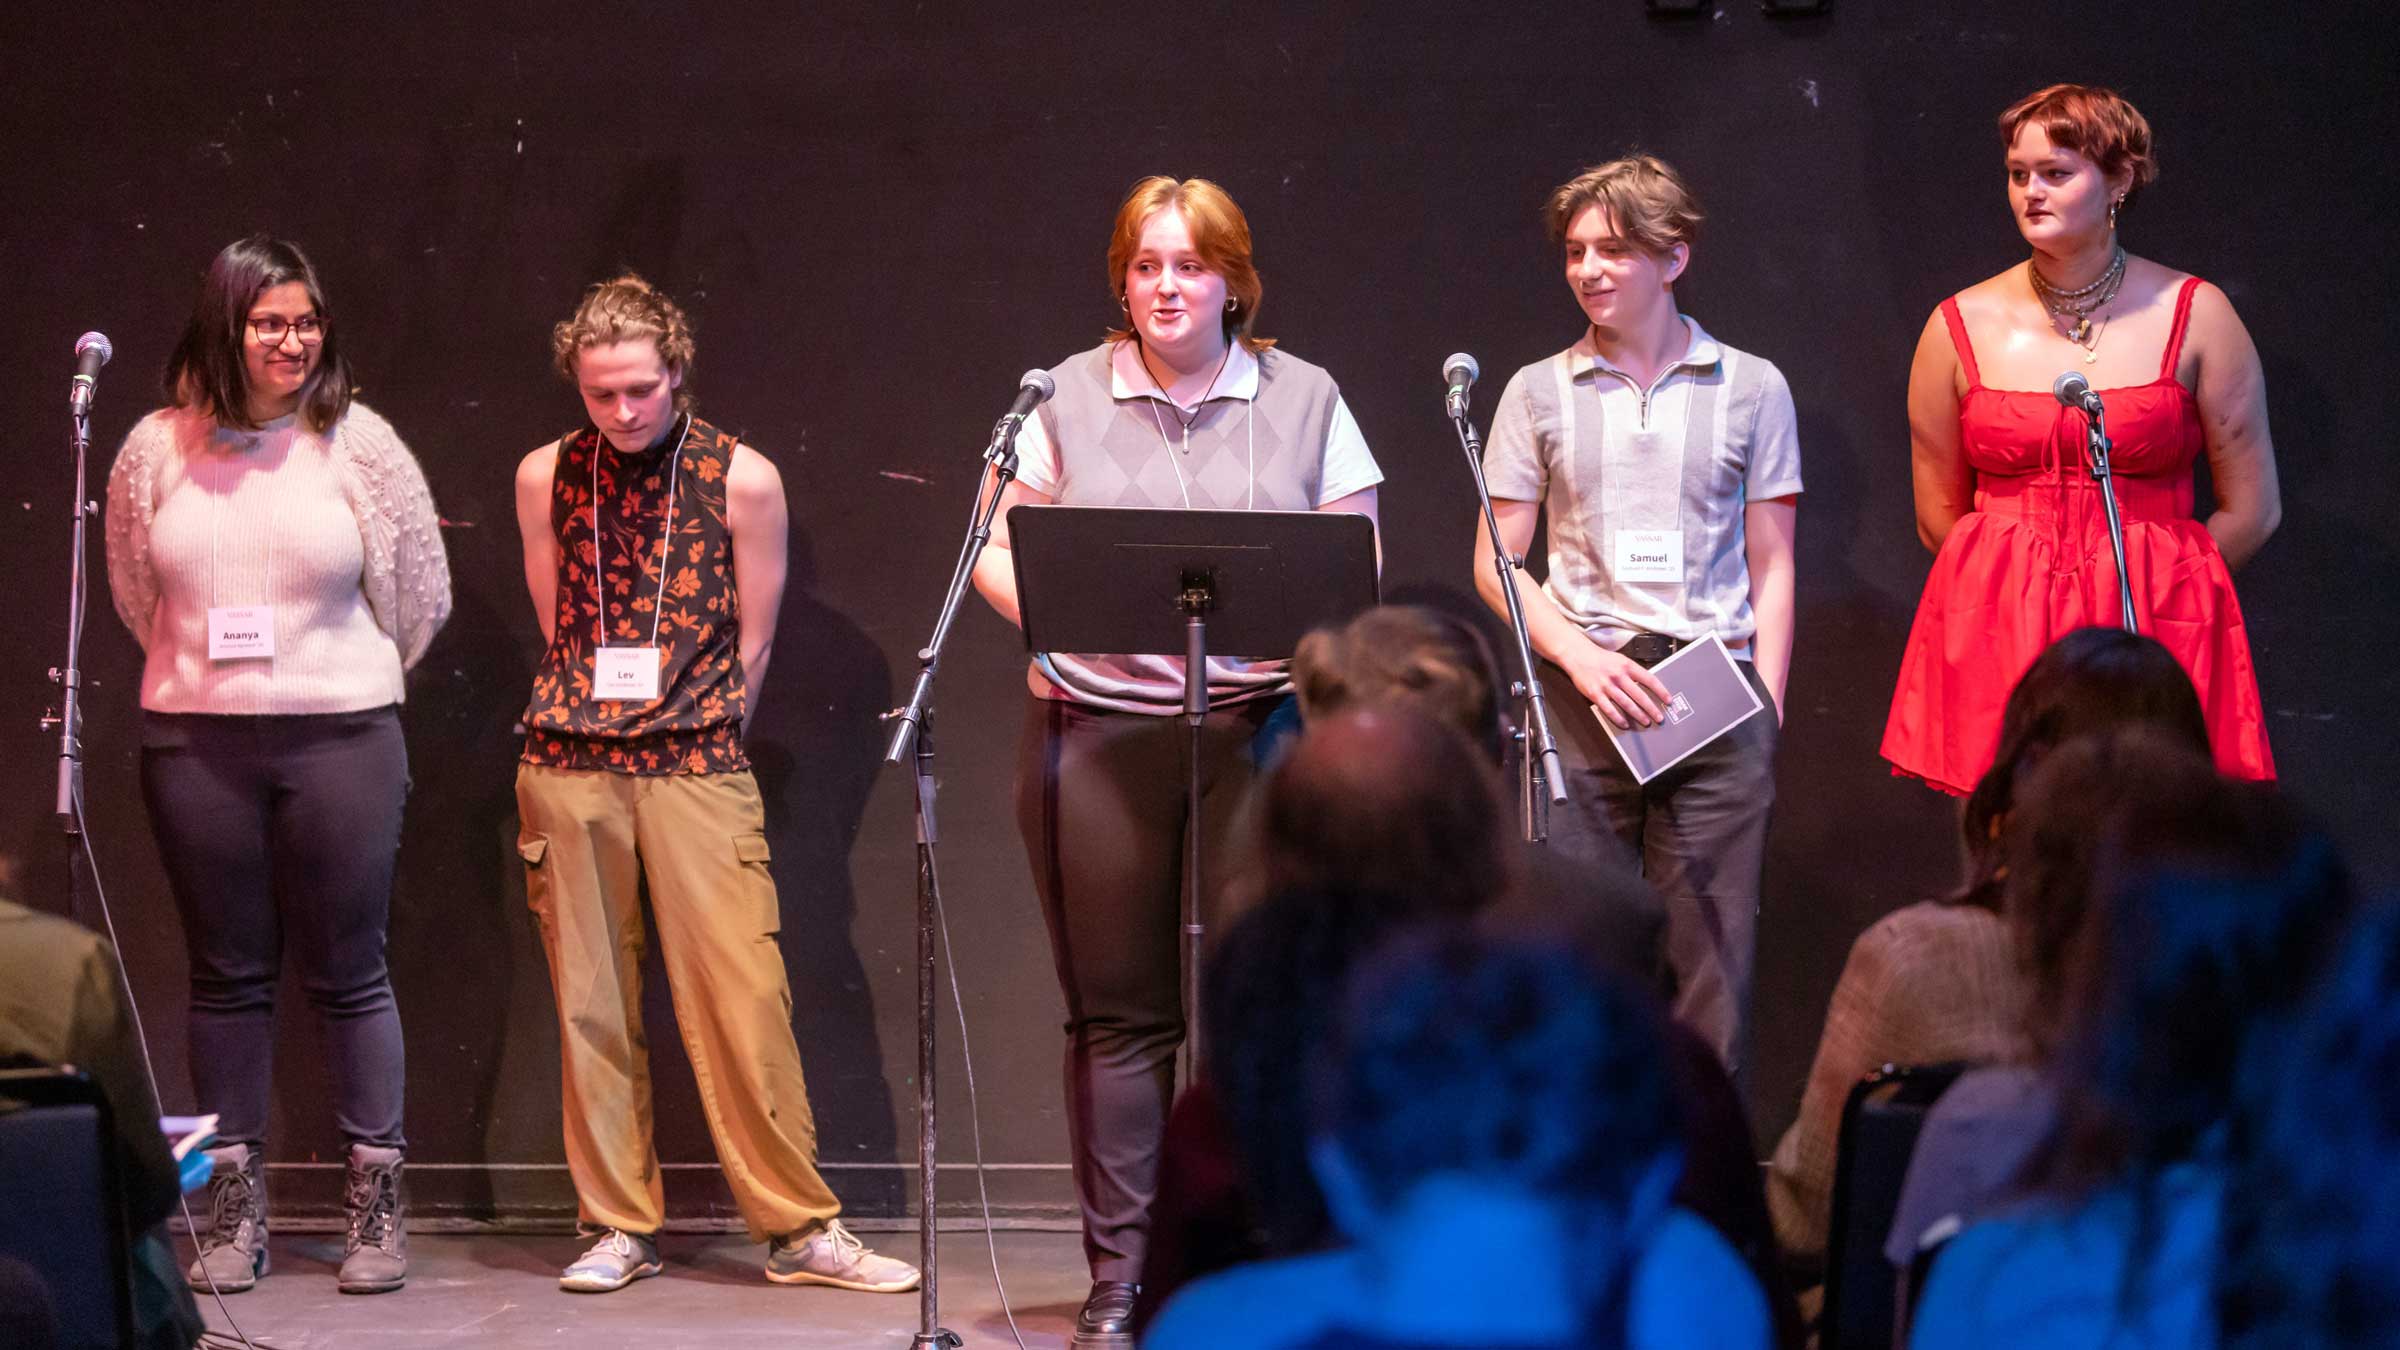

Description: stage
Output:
[189,1227,1088,1349]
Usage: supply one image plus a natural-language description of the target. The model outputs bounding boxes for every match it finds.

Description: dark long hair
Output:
[2001,728,2222,1055]
[1953,628,2210,908]
[164,234,354,434]
[2217,901,2400,1347]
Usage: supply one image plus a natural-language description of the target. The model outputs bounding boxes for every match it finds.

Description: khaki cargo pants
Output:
[515,763,840,1241]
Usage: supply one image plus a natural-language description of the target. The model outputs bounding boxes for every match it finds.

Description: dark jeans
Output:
[139,707,409,1148]
[1538,658,1778,1085]
[1014,693,1275,1282]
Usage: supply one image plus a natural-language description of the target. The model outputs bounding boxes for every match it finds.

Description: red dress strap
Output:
[2159,276,2203,381]
[1939,296,1983,387]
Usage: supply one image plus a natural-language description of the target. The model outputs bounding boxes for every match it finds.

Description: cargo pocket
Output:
[519,835,553,935]
[733,832,781,937]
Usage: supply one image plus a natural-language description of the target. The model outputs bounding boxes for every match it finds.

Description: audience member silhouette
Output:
[1909,774,2356,1347]
[2214,899,2400,1348]
[1146,927,1771,1349]
[1768,627,2211,1269]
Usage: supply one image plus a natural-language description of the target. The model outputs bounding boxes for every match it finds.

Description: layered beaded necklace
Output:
[2030,243,2127,363]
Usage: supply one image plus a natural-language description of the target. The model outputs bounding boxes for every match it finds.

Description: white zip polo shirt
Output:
[1483,317,1802,657]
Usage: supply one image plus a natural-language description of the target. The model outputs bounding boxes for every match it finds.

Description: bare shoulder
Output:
[1950,264,2031,320]
[516,441,561,494]
[726,442,787,505]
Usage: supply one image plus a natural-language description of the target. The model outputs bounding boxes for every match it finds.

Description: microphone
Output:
[2052,370,2105,417]
[70,332,112,417]
[1442,352,1479,419]
[984,368,1056,462]
[1002,368,1055,424]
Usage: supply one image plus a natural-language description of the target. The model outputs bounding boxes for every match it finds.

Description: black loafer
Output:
[1071,1279,1139,1349]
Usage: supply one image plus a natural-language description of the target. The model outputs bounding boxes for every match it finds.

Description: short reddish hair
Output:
[1105,176,1273,353]
[1999,84,2158,205]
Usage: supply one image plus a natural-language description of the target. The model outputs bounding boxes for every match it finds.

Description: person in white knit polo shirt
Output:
[103,235,450,1297]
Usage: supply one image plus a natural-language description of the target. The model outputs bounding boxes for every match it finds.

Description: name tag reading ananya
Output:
[1614,529,1684,585]
[207,605,276,661]
[593,647,663,703]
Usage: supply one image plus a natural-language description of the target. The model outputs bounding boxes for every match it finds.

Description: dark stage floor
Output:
[187,1228,1091,1349]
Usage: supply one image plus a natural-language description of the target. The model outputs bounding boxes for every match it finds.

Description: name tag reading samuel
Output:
[1614,529,1684,584]
[594,647,663,702]
[208,605,276,660]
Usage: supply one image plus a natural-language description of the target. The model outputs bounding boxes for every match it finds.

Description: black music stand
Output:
[1009,505,1379,1071]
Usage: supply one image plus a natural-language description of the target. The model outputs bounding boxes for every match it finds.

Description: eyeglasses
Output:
[248,315,325,345]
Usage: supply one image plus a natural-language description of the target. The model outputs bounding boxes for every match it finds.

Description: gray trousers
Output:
[1537,658,1778,1085]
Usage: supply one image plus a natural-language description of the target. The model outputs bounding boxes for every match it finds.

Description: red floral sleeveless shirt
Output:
[521,414,748,775]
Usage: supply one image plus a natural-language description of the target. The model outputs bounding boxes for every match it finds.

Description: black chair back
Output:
[1819,1061,1966,1350]
[0,1065,134,1350]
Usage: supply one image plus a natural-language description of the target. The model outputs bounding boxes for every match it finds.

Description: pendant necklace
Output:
[1141,342,1234,454]
[2031,244,2127,365]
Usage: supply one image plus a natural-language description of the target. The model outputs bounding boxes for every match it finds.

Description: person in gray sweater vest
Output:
[104,235,451,1296]
[972,175,1383,1349]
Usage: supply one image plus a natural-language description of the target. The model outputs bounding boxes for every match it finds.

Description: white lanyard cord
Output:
[1143,385,1257,512]
[591,414,688,651]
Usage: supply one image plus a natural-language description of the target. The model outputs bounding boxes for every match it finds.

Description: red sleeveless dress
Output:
[1881,277,2274,795]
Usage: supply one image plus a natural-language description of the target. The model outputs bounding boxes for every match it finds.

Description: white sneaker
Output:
[559,1228,662,1293]
[763,1220,921,1292]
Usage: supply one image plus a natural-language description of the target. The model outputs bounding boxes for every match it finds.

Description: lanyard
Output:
[590,414,689,651]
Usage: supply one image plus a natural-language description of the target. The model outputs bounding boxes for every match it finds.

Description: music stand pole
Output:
[1452,408,1568,841]
[1177,575,1212,1079]
[879,423,1020,1350]
[2079,402,2141,634]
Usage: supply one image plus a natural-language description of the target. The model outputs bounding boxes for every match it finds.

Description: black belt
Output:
[1618,633,1689,669]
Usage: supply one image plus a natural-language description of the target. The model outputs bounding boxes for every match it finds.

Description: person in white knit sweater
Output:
[103,234,450,1297]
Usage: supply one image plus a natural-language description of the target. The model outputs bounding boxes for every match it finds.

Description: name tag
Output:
[207,606,275,660]
[594,647,663,702]
[1615,529,1684,584]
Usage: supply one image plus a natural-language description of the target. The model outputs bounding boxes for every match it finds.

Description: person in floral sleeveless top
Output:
[511,276,917,1298]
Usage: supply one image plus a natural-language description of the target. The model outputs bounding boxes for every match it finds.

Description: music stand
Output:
[1009,504,1379,1070]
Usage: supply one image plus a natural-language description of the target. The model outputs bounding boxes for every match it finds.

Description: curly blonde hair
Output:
[551,274,695,411]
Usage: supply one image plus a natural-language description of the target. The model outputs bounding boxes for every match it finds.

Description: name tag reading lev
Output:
[207,605,276,661]
[1614,529,1683,584]
[594,647,663,702]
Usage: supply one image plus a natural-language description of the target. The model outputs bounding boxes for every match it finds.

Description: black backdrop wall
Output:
[5,2,2393,1223]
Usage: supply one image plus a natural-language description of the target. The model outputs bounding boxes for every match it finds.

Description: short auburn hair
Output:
[551,274,696,411]
[1105,176,1273,353]
[1543,154,1704,256]
[1999,84,2158,205]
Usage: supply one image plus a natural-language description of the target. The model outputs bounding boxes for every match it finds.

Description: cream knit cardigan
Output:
[105,402,452,707]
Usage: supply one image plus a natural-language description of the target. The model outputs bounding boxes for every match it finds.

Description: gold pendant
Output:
[2070,316,2092,344]
[2084,348,2100,365]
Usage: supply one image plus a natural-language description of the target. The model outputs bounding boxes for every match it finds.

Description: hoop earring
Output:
[1226,299,1237,313]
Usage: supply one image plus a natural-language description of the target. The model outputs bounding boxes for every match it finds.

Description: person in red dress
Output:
[1883,84,2281,794]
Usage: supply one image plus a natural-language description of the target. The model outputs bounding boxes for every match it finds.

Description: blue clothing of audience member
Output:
[1910,1161,2220,1349]
[1146,928,1771,1350]
[1146,1205,1770,1350]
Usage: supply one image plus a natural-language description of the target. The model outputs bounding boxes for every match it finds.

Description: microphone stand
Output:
[878,411,1025,1350]
[2076,398,2141,634]
[1451,401,1568,841]
[43,395,98,923]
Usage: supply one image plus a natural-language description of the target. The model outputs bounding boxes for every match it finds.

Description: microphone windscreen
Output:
[2052,369,2090,408]
[1019,368,1056,402]
[1442,352,1479,385]
[75,331,114,366]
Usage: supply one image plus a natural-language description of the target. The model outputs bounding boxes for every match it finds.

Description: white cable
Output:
[934,872,1030,1350]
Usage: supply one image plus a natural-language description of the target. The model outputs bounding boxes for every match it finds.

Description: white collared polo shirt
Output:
[1484,317,1802,655]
